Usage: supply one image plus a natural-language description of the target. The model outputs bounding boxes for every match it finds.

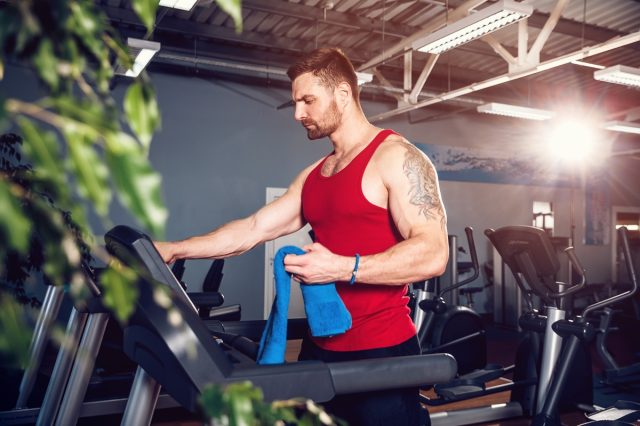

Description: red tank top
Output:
[301,129,416,351]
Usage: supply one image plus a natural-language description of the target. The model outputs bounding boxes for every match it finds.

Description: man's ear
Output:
[336,81,352,107]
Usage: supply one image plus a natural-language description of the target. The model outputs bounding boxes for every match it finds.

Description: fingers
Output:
[302,242,324,252]
[153,241,175,264]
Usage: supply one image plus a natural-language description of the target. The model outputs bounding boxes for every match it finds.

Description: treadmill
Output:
[104,225,458,425]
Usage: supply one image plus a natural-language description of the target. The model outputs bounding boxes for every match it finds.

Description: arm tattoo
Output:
[402,144,446,229]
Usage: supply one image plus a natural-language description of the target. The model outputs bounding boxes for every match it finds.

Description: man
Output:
[155,47,449,426]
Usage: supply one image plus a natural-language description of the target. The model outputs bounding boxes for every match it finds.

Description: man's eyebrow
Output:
[294,94,315,102]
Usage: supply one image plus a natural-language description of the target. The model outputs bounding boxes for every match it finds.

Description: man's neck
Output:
[329,113,380,158]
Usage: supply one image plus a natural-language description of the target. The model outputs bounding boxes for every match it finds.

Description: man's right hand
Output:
[154,241,179,264]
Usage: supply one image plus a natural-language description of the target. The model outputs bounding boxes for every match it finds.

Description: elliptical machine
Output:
[522,226,640,426]
[422,226,594,426]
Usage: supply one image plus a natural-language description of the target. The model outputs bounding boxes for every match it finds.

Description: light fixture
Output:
[159,0,198,11]
[412,0,533,54]
[594,65,640,88]
[116,38,161,78]
[477,102,554,121]
[571,60,605,70]
[355,71,373,86]
[603,121,640,135]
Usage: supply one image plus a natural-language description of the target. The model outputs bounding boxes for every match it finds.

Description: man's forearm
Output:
[285,235,449,286]
[350,237,448,285]
[170,217,261,261]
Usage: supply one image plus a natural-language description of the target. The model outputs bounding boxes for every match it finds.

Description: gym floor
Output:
[150,319,639,426]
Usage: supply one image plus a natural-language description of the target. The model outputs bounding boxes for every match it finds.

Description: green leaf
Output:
[68,1,100,36]
[200,384,228,421]
[103,32,133,74]
[105,132,167,238]
[33,39,60,91]
[43,237,71,287]
[124,82,161,152]
[0,178,31,253]
[225,382,263,426]
[100,261,138,324]
[64,128,112,217]
[130,0,159,35]
[52,96,117,136]
[0,296,33,369]
[94,48,114,94]
[17,118,68,198]
[67,2,107,66]
[216,0,243,33]
[12,2,41,55]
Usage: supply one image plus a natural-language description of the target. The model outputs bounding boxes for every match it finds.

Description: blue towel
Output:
[257,245,352,365]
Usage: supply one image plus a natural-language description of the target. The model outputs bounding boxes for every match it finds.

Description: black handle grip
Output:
[329,353,457,394]
[465,227,480,280]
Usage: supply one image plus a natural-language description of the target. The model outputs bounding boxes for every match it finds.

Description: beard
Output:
[302,99,342,140]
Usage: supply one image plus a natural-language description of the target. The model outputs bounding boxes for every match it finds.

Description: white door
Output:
[263,187,312,319]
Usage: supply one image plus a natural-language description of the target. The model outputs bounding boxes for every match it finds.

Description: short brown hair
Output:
[287,47,359,103]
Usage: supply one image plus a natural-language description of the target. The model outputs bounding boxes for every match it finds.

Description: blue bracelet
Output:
[349,253,360,285]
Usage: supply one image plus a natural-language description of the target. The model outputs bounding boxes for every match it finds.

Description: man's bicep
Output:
[252,165,316,241]
[387,143,447,238]
[253,188,305,241]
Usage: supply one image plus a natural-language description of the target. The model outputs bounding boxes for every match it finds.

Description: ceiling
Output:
[101,0,640,147]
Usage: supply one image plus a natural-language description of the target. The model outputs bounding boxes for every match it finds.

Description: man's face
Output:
[292,72,342,140]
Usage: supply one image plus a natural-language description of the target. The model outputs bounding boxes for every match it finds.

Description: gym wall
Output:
[3,64,638,318]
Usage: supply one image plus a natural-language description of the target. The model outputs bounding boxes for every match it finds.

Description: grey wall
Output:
[109,72,331,319]
[3,64,639,318]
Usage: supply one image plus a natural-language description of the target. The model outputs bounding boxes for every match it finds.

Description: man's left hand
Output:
[283,243,352,284]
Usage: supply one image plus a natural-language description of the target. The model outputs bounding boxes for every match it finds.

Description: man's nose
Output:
[294,105,305,121]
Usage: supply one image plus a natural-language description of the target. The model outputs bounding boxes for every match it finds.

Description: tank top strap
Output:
[351,128,397,168]
[307,129,397,179]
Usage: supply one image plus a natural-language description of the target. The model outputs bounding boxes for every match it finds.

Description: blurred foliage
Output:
[0,133,92,310]
[0,295,33,369]
[201,381,343,426]
[0,3,329,426]
[0,0,241,360]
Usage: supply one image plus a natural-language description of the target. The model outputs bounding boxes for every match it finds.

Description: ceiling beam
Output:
[240,0,414,38]
[528,10,634,44]
[104,6,308,51]
[104,6,402,67]
[357,0,489,72]
[368,30,640,122]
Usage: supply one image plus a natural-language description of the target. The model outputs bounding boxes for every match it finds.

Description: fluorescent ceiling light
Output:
[159,0,198,11]
[603,121,640,135]
[571,60,605,70]
[356,72,373,86]
[594,65,640,88]
[117,38,161,78]
[477,102,554,120]
[412,0,533,54]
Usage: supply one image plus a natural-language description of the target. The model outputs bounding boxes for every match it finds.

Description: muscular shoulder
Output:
[374,134,446,230]
[372,134,435,180]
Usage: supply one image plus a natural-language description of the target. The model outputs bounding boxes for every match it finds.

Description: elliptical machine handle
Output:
[582,227,639,319]
[440,227,481,298]
[464,227,480,284]
[564,247,586,283]
[548,247,586,299]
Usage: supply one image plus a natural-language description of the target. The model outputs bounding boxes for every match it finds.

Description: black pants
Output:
[298,335,425,426]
